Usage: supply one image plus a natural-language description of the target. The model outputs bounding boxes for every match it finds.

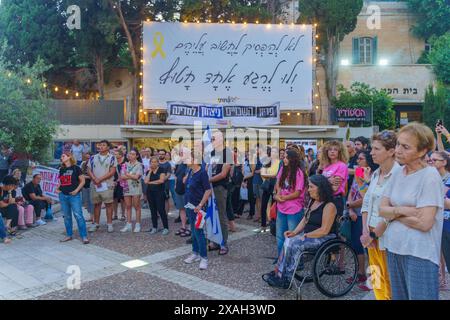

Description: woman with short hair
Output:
[360,130,399,300]
[428,151,450,290]
[380,122,444,300]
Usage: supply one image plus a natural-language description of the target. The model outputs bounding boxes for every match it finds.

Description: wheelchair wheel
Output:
[312,239,358,298]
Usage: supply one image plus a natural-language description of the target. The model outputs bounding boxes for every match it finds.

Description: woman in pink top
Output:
[274,150,308,256]
[319,140,349,217]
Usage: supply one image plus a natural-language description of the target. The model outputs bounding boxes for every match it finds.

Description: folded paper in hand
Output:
[95,182,108,193]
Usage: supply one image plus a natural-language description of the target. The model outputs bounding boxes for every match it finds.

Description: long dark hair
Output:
[357,150,378,172]
[308,175,334,204]
[280,150,307,191]
[129,147,142,163]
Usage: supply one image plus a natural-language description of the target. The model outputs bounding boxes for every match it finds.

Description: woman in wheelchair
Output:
[263,174,337,289]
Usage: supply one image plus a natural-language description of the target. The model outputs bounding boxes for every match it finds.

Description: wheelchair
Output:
[286,237,359,299]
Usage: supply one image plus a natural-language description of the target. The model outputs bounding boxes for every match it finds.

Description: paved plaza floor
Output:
[1,207,449,300]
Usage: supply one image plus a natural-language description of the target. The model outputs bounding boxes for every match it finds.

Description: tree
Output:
[333,82,395,130]
[109,0,179,123]
[406,0,450,39]
[61,0,122,98]
[0,0,72,72]
[298,0,363,101]
[180,0,271,24]
[423,84,449,130]
[0,43,58,162]
[428,32,450,85]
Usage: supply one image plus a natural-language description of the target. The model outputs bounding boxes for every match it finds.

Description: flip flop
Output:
[176,228,186,236]
[60,237,73,243]
[219,247,229,255]
[180,229,191,237]
[208,244,220,251]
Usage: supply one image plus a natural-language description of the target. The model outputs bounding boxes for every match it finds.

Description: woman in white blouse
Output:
[360,130,399,300]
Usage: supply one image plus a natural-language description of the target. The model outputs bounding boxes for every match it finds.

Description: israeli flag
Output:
[203,125,224,247]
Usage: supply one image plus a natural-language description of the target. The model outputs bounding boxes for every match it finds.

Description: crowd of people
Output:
[1,121,450,299]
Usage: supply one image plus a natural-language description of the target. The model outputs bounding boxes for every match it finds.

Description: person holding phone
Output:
[435,120,450,152]
[346,150,378,290]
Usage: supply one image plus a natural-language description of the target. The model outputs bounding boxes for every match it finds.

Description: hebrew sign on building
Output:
[143,22,313,111]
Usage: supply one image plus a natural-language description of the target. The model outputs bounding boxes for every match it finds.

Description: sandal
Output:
[262,271,276,283]
[82,238,90,245]
[180,229,191,237]
[176,228,186,236]
[208,243,220,251]
[60,237,73,243]
[219,247,229,255]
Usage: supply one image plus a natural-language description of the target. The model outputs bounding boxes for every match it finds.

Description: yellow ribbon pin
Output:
[151,32,166,59]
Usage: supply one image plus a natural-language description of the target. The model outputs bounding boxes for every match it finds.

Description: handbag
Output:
[338,209,352,241]
[240,186,248,201]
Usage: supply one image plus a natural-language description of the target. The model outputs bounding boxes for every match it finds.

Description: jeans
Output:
[59,193,88,239]
[30,199,47,218]
[276,210,304,256]
[0,215,6,239]
[187,208,207,259]
[387,251,439,300]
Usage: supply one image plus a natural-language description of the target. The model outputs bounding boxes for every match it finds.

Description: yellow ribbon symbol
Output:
[151,32,166,59]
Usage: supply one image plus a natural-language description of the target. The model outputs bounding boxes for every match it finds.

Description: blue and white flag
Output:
[203,125,224,247]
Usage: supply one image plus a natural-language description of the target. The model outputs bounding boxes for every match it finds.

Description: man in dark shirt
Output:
[0,175,19,235]
[158,149,172,213]
[22,174,52,226]
[208,131,232,254]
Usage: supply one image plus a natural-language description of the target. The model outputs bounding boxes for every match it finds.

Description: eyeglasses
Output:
[428,158,444,163]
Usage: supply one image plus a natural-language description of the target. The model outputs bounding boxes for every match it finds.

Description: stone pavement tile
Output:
[34,270,213,300]
[161,232,368,300]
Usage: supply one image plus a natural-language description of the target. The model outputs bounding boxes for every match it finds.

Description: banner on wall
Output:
[143,22,313,110]
[33,165,60,201]
[285,139,318,155]
[166,101,280,126]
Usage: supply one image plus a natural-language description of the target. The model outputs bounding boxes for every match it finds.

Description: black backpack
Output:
[231,165,244,186]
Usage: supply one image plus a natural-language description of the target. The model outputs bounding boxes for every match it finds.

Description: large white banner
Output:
[143,22,312,110]
[166,101,280,126]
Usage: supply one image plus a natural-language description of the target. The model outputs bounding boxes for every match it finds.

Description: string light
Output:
[43,83,47,88]
[139,85,143,89]
[315,105,319,109]
[315,34,319,39]
[139,72,143,76]
[255,20,259,24]
[26,78,31,84]
[315,93,319,97]
[287,112,291,116]
[76,92,79,97]
[317,82,320,86]
[146,18,150,22]
[139,109,143,113]
[156,111,160,115]
[54,87,59,92]
[297,112,300,116]
[65,90,69,95]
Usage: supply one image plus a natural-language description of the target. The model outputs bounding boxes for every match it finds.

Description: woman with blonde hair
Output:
[56,151,89,244]
[380,122,444,300]
[319,140,349,217]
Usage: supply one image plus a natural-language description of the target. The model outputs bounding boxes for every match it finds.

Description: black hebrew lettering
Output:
[284,35,304,52]
[204,63,237,84]
[242,60,287,86]
[159,57,196,85]
[257,106,278,118]
[281,60,303,84]
[241,35,288,56]
[174,33,208,54]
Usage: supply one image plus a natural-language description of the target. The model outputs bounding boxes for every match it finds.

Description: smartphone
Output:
[355,167,365,179]
[437,119,443,127]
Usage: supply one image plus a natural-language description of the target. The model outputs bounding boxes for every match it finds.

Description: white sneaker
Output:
[107,224,114,233]
[184,254,200,264]
[88,223,98,232]
[36,220,47,226]
[133,223,141,233]
[120,223,132,233]
[161,228,169,236]
[199,258,208,270]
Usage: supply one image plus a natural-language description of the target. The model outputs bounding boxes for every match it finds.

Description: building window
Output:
[352,36,378,65]
[425,41,431,53]
[359,37,372,64]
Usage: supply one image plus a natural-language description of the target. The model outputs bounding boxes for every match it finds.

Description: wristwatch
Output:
[369,231,378,240]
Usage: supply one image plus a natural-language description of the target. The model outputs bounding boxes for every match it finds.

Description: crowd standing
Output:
[1,122,450,299]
